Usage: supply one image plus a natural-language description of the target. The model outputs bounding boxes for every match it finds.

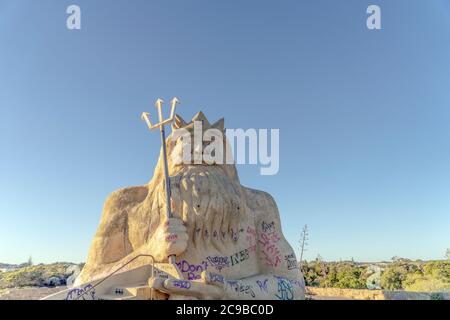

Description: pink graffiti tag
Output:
[246,226,257,253]
[259,222,282,267]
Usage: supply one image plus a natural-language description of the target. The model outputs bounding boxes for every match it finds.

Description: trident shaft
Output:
[141,98,179,265]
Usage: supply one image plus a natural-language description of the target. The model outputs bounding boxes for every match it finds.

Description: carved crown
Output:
[172,112,224,132]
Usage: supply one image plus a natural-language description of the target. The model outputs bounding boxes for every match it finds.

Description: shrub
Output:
[0,263,73,289]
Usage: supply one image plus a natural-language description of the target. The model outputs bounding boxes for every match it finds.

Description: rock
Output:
[66,265,81,288]
[44,277,63,287]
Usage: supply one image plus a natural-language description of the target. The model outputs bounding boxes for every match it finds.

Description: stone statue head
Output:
[156,112,238,180]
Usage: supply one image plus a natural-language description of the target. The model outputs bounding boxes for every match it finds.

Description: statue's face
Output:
[168,127,228,169]
[166,113,229,171]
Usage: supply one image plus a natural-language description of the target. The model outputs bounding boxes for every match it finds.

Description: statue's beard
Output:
[170,165,245,251]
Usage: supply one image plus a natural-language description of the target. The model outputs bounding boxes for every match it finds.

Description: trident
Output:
[141,97,180,265]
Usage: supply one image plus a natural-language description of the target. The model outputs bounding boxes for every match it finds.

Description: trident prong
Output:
[141,98,182,276]
[170,97,179,120]
[141,98,179,131]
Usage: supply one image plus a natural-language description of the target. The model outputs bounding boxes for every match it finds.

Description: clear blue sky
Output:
[1,0,449,264]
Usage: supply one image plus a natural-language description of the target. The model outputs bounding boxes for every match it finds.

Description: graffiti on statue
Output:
[274,276,294,300]
[207,256,230,272]
[176,260,208,280]
[256,278,269,293]
[65,284,96,300]
[259,221,282,267]
[284,253,299,270]
[173,280,192,290]
[246,226,257,253]
[230,249,250,266]
[208,273,225,285]
[228,281,256,298]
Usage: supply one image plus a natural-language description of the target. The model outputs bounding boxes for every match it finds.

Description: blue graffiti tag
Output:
[208,273,225,284]
[274,276,294,300]
[65,284,96,300]
[172,280,192,290]
[256,279,269,293]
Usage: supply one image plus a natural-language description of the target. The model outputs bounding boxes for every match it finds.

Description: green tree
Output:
[321,264,338,288]
[381,267,404,290]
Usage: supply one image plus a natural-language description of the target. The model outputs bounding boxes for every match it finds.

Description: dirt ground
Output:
[0,286,350,300]
[0,287,65,300]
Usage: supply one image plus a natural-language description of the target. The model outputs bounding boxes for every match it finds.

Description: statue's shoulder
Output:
[243,186,279,221]
[103,185,148,215]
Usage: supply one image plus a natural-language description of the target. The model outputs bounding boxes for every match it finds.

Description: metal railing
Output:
[74,254,156,300]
